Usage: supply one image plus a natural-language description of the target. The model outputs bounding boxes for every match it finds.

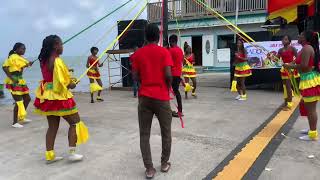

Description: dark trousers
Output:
[172,76,183,113]
[138,96,172,168]
[133,81,139,97]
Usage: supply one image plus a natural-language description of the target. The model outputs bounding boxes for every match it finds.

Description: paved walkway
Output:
[0,73,307,180]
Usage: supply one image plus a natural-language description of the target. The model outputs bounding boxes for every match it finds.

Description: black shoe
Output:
[172,111,179,118]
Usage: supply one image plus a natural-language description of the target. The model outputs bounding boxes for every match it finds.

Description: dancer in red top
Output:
[87,47,103,103]
[277,35,299,110]
[34,35,89,163]
[182,45,197,99]
[233,39,252,101]
[131,24,173,179]
[284,31,320,141]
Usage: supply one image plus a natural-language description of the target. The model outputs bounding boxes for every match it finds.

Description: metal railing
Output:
[147,0,267,22]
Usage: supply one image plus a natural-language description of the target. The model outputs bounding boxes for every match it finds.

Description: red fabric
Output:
[280,48,295,63]
[87,71,100,77]
[235,69,252,75]
[268,0,306,13]
[169,46,184,77]
[40,61,54,82]
[300,86,320,97]
[88,56,100,67]
[131,44,173,101]
[281,69,299,77]
[308,2,315,16]
[299,100,308,116]
[296,50,314,67]
[235,52,247,63]
[34,98,76,112]
[185,54,194,64]
[5,84,29,92]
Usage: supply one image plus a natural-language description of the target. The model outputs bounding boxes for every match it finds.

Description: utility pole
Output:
[163,0,169,47]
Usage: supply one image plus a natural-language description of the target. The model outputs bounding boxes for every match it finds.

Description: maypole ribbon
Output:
[192,0,283,62]
[192,0,301,102]
[76,0,148,83]
[31,0,133,64]
[69,0,141,68]
[193,0,254,42]
[173,5,182,47]
[63,0,133,45]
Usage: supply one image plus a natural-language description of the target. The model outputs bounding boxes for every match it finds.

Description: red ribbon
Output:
[170,88,185,128]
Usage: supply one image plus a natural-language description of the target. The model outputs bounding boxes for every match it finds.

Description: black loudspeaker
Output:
[297,5,309,33]
[314,0,320,31]
[118,19,148,49]
[121,57,133,87]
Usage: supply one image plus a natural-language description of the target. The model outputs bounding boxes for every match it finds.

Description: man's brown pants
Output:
[138,96,172,168]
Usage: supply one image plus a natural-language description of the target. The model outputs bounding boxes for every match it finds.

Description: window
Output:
[217,34,234,49]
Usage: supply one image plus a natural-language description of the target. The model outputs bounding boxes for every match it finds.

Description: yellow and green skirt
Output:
[280,67,300,80]
[4,74,29,95]
[299,71,320,103]
[182,64,197,78]
[34,82,78,116]
[234,62,252,78]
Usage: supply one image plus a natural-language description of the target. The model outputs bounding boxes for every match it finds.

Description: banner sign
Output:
[244,40,302,69]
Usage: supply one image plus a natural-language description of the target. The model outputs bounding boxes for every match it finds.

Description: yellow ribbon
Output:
[76,0,148,83]
[16,101,26,121]
[76,121,90,145]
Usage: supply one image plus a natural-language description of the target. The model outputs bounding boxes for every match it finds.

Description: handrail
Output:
[147,0,267,22]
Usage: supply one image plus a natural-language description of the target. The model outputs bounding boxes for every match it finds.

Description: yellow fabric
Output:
[4,78,26,85]
[90,83,102,93]
[231,80,237,92]
[308,130,318,139]
[35,83,73,101]
[268,0,313,23]
[16,101,26,121]
[299,76,320,90]
[34,108,78,117]
[234,73,252,78]
[280,67,300,79]
[235,64,251,71]
[302,96,320,103]
[184,83,193,92]
[87,69,101,79]
[283,85,288,99]
[287,102,293,108]
[2,54,29,72]
[45,150,55,161]
[53,57,72,97]
[76,121,89,145]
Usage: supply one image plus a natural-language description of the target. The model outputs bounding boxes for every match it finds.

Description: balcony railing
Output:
[147,0,267,22]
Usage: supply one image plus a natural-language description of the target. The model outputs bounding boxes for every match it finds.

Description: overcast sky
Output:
[0,0,148,58]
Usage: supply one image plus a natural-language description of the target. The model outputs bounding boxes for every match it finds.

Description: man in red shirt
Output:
[131,24,173,179]
[168,34,184,117]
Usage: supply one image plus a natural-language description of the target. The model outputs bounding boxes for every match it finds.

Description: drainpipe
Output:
[234,0,239,43]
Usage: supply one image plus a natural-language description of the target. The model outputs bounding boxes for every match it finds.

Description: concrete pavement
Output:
[0,73,288,180]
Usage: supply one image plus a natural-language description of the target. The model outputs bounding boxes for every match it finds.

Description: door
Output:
[202,35,214,66]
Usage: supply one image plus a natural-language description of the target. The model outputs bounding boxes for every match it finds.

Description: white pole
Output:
[234,0,239,43]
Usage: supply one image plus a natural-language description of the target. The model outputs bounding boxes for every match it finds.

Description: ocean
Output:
[0,56,122,105]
